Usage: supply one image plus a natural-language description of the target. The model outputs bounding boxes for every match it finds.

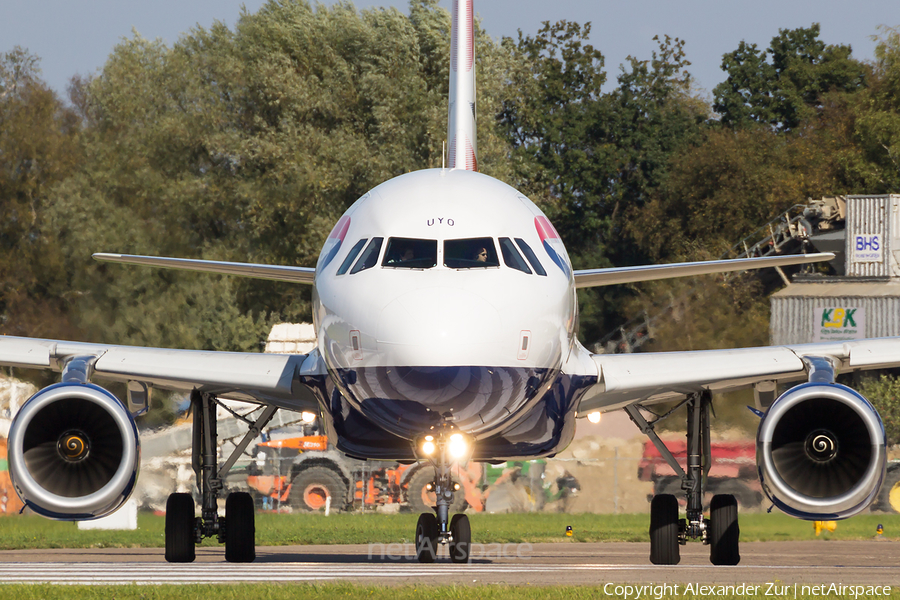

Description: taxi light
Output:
[422,440,436,455]
[448,433,467,459]
[453,482,461,491]
[425,483,434,491]
[301,411,317,424]
[587,411,602,424]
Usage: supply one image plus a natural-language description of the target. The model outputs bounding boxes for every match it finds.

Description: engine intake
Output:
[7,382,140,519]
[757,382,885,519]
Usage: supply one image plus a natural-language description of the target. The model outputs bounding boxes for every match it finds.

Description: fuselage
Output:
[312,169,583,452]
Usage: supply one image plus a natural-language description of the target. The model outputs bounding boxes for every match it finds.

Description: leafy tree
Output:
[631,125,846,261]
[849,27,900,192]
[36,0,522,351]
[500,27,705,343]
[0,47,83,339]
[714,24,867,131]
[857,374,900,447]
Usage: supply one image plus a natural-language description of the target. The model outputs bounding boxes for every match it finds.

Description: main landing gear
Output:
[165,390,277,563]
[626,390,740,566]
[414,428,472,563]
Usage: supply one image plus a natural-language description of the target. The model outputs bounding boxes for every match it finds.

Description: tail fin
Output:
[447,0,477,171]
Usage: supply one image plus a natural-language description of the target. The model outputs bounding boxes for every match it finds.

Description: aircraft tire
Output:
[449,513,471,563]
[165,493,196,563]
[290,466,347,512]
[406,468,465,514]
[415,512,439,563]
[649,494,680,565]
[709,494,740,565]
[225,492,256,563]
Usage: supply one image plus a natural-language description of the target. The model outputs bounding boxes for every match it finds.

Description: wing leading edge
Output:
[93,253,317,285]
[573,253,834,289]
[0,335,323,410]
[574,337,900,413]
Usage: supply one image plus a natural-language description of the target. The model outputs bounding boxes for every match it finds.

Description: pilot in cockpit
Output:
[387,245,415,264]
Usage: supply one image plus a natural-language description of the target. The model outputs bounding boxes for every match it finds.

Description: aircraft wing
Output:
[572,253,833,289]
[93,253,317,284]
[576,337,900,413]
[0,335,323,410]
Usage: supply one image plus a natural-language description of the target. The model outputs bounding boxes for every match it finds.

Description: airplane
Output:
[1,0,897,568]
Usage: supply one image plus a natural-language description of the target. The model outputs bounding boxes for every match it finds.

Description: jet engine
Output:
[757,382,885,519]
[7,382,140,519]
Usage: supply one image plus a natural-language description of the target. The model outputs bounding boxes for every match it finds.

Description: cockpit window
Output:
[444,238,499,269]
[349,237,383,274]
[499,238,532,274]
[382,238,437,269]
[336,238,368,275]
[514,238,547,276]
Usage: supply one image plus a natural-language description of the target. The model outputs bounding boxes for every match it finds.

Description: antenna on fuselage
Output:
[447,0,477,171]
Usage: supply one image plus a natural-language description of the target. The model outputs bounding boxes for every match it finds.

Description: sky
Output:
[1,0,897,101]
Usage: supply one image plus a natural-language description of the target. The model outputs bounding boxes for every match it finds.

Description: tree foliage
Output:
[857,373,900,447]
[714,24,868,131]
[499,27,707,342]
[0,47,82,339]
[2,3,900,364]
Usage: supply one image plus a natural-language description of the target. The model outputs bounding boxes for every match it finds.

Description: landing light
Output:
[448,433,468,459]
[587,412,602,424]
[422,439,436,456]
[301,411,317,424]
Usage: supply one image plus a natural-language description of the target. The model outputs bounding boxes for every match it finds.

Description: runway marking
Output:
[0,562,894,585]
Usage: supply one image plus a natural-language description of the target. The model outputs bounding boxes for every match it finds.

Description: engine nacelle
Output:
[7,382,140,519]
[757,382,885,519]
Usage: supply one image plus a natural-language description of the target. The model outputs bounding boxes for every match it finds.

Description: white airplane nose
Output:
[377,287,502,365]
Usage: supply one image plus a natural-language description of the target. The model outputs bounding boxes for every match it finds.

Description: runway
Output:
[0,541,898,586]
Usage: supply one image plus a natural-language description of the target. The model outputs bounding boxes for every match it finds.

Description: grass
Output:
[0,511,898,550]
[1,584,900,600]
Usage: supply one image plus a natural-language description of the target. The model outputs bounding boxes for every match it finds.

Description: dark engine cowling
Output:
[757,382,885,519]
[7,382,140,519]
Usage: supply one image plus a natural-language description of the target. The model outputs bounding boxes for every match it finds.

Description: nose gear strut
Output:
[414,424,471,563]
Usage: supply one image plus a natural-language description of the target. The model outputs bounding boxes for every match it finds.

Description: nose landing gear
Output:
[413,428,472,563]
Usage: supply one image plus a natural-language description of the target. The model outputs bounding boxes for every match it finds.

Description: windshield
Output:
[443,238,499,269]
[382,238,438,269]
[349,237,384,274]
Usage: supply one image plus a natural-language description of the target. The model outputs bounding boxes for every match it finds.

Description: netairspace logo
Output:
[601,582,893,599]
[367,541,532,561]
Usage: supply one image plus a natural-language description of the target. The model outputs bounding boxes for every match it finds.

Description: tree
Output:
[857,373,900,447]
[631,125,847,262]
[500,27,706,343]
[714,24,867,131]
[0,47,83,339]
[35,0,523,351]
[849,27,900,192]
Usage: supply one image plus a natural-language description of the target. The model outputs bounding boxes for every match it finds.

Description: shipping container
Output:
[843,194,900,279]
[770,282,900,345]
